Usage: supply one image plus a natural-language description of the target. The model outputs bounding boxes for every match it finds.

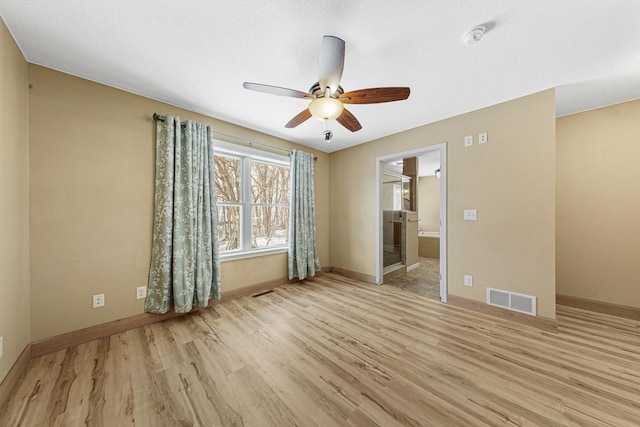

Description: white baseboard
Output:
[383,263,404,275]
[406,262,420,272]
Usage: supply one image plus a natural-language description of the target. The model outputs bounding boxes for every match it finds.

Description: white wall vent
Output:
[486,288,536,316]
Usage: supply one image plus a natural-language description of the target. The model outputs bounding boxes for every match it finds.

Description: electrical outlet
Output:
[136,286,147,300]
[464,135,473,147]
[464,275,473,287]
[92,294,105,308]
[0,336,3,358]
[463,209,478,221]
[479,132,488,144]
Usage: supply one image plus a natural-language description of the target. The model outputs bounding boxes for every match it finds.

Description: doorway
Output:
[375,143,448,303]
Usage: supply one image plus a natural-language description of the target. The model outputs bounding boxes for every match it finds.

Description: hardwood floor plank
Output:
[2,275,640,426]
[43,347,79,421]
[101,333,135,425]
[181,340,244,426]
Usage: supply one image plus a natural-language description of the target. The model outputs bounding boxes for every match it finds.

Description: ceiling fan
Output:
[243,36,410,133]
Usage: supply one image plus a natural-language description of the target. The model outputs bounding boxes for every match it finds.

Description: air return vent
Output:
[486,288,536,316]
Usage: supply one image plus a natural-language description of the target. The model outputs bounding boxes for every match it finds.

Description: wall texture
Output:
[329,90,557,319]
[28,65,329,341]
[0,18,30,382]
[418,176,440,232]
[557,99,640,309]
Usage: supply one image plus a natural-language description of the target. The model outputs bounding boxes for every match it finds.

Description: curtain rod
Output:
[153,113,317,161]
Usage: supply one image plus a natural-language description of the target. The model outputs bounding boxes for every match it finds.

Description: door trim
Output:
[375,143,448,303]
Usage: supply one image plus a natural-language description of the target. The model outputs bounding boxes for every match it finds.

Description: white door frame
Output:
[375,143,448,303]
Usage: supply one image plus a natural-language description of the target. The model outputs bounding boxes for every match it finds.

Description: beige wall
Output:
[557,99,640,309]
[0,19,30,382]
[418,176,440,232]
[330,89,557,319]
[28,65,329,341]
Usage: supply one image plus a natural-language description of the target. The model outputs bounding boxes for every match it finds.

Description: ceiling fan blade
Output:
[336,108,362,132]
[318,36,345,96]
[285,109,312,128]
[243,82,313,99]
[340,87,410,104]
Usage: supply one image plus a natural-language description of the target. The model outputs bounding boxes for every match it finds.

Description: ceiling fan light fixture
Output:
[309,97,344,121]
[243,36,409,132]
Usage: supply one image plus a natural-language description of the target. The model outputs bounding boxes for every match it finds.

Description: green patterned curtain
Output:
[288,150,321,280]
[145,115,221,314]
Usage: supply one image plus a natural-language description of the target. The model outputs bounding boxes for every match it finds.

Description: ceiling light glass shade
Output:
[308,97,344,121]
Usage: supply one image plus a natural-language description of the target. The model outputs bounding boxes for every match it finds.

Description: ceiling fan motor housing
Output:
[309,82,344,98]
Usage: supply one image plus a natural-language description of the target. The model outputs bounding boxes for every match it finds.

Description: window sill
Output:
[220,247,288,262]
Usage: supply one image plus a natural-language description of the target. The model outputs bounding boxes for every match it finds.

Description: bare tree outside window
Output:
[251,160,290,248]
[214,154,241,252]
[214,151,290,254]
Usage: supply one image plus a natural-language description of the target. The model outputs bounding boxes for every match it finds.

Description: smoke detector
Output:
[462,25,487,45]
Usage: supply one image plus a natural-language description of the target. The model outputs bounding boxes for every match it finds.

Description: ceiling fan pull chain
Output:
[323,121,334,142]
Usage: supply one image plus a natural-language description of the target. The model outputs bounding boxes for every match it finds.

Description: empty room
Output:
[1,1,639,426]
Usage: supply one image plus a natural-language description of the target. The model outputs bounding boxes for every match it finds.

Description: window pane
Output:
[251,206,289,248]
[217,205,241,252]
[214,154,241,203]
[251,160,290,205]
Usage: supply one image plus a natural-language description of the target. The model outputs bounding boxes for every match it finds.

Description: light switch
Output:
[464,209,477,220]
[464,275,473,287]
[479,132,488,144]
[464,135,473,147]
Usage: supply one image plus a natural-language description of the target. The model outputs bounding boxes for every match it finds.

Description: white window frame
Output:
[213,140,290,262]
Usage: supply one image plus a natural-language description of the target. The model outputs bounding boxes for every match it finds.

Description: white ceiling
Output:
[2,1,640,153]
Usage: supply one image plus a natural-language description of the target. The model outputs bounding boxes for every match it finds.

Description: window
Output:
[214,142,290,259]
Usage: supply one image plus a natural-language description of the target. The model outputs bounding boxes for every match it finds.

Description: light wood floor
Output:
[2,273,640,426]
